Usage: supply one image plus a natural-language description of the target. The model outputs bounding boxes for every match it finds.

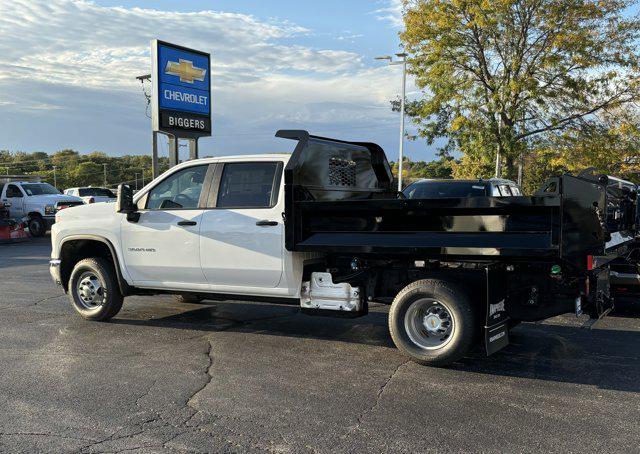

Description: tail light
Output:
[587,255,594,270]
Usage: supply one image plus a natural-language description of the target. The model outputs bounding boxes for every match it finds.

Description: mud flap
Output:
[484,266,510,356]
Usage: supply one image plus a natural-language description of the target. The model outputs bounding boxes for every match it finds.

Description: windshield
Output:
[404,181,487,198]
[79,188,115,197]
[21,183,61,196]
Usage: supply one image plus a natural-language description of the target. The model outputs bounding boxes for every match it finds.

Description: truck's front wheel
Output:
[68,258,123,321]
[28,215,46,237]
[389,279,478,366]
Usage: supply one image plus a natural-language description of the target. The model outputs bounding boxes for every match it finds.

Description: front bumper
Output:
[49,259,62,286]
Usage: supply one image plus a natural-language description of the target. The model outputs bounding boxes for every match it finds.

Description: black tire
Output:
[174,294,205,304]
[388,279,479,366]
[68,257,123,321]
[28,215,46,237]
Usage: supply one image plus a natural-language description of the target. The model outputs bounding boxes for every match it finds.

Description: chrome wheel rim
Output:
[404,298,455,350]
[76,271,106,309]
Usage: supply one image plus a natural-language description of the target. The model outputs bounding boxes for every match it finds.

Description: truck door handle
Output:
[256,220,278,226]
[177,220,197,226]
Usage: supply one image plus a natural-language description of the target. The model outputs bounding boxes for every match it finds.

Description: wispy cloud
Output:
[336,32,364,42]
[0,0,425,159]
[372,0,404,28]
[0,0,364,90]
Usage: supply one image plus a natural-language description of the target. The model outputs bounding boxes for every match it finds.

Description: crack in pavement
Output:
[347,360,411,435]
[34,294,66,306]
[134,380,158,408]
[72,312,300,453]
[186,340,213,410]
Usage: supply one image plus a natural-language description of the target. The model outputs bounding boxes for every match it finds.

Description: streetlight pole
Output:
[495,111,502,178]
[376,53,408,192]
[53,166,57,189]
[103,163,107,187]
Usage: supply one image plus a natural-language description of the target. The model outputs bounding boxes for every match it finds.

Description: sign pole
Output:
[168,135,178,167]
[189,139,198,160]
[152,131,159,178]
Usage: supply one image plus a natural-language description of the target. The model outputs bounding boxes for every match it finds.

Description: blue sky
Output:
[0,0,433,164]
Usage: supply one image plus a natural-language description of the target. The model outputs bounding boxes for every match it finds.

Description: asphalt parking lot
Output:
[1,236,640,453]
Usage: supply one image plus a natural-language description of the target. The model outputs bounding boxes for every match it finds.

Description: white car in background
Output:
[64,187,116,204]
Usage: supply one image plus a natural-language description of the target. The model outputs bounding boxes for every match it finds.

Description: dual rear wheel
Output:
[388,279,479,366]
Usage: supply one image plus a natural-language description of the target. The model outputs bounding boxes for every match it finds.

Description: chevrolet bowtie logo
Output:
[165,59,206,83]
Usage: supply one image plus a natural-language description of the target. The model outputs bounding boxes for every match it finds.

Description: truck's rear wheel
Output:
[389,279,478,366]
[28,215,46,237]
[68,258,123,321]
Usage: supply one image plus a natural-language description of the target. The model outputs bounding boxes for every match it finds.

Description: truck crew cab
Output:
[50,131,639,366]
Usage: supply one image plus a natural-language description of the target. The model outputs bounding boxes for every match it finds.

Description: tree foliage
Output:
[391,156,455,183]
[0,149,167,191]
[400,0,640,180]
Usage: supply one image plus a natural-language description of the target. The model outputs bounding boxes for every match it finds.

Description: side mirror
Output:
[116,184,140,222]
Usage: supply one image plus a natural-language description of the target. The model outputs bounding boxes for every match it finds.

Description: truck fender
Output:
[59,235,133,296]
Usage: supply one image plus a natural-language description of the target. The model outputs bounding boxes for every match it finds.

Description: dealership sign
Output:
[151,40,211,138]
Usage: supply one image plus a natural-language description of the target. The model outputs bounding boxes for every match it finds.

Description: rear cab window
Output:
[79,188,116,198]
[215,162,283,209]
[6,184,23,197]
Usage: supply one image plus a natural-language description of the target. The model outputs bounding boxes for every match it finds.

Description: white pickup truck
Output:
[0,181,84,236]
[50,131,638,366]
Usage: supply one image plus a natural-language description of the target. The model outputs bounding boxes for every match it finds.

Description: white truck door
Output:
[199,161,284,288]
[3,184,25,218]
[120,164,210,288]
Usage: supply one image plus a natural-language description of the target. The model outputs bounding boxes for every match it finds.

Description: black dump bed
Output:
[279,130,638,270]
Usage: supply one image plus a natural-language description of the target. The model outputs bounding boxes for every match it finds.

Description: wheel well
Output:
[60,239,122,292]
[27,212,42,219]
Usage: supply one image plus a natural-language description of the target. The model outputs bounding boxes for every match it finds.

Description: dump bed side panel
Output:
[279,130,638,267]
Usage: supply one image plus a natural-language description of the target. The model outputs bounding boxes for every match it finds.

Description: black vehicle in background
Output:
[403,178,522,199]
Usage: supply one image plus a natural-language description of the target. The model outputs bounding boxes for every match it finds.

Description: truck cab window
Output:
[146,165,207,210]
[6,184,23,198]
[216,162,280,208]
[498,185,513,196]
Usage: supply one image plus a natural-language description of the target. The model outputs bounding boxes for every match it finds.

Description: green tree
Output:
[391,156,455,185]
[400,0,640,179]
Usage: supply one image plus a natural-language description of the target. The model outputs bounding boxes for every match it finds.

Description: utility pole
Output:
[103,163,107,187]
[134,173,139,191]
[375,52,408,191]
[53,166,57,188]
[141,169,145,187]
[136,73,161,178]
[495,112,502,178]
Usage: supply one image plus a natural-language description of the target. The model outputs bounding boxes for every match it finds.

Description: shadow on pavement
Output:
[112,301,394,348]
[111,300,640,393]
[456,322,640,393]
